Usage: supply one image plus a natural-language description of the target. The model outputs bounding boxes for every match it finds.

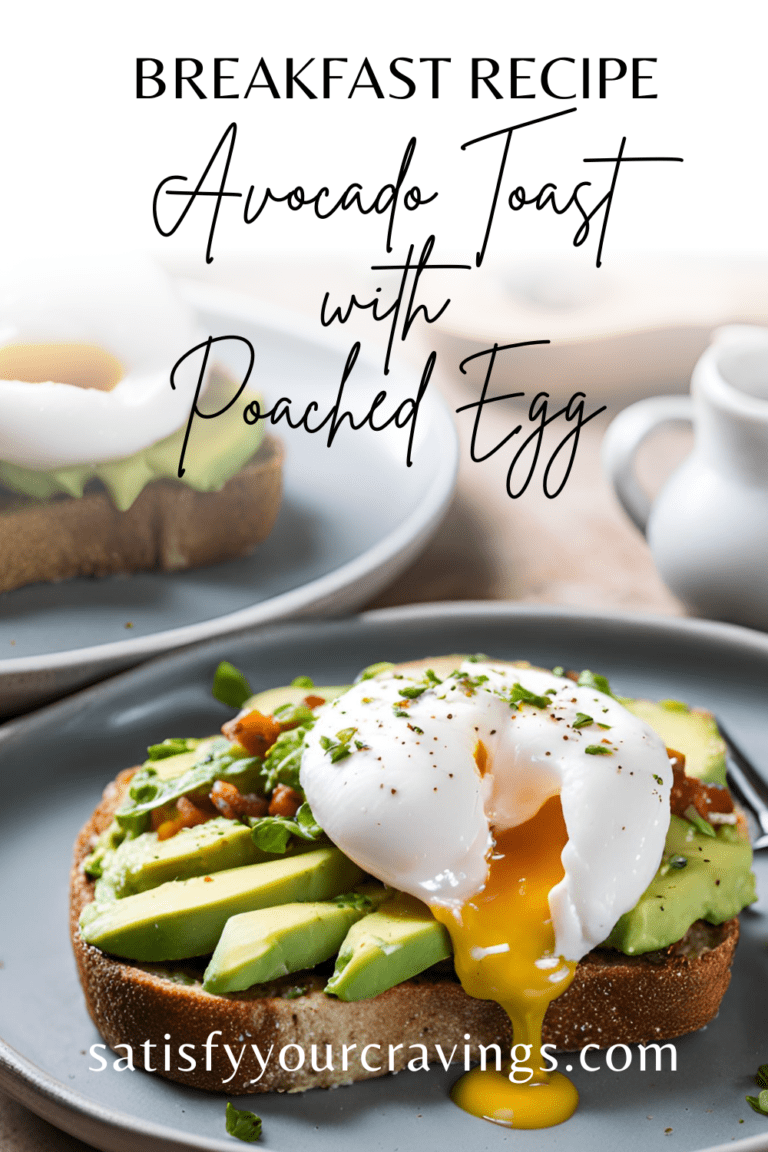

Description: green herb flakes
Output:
[250,802,323,853]
[576,669,614,698]
[585,745,613,756]
[746,1090,768,1117]
[510,682,551,709]
[573,713,593,729]
[319,731,355,763]
[291,675,314,689]
[225,1101,262,1142]
[212,662,253,709]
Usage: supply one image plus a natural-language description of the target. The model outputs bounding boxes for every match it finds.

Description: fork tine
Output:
[716,718,768,848]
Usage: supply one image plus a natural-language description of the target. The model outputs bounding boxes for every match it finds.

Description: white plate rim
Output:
[2,600,768,1152]
[0,283,459,677]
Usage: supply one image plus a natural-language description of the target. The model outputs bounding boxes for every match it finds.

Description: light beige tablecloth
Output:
[0,257,689,1151]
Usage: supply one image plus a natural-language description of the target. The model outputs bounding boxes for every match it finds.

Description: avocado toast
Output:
[70,657,755,1094]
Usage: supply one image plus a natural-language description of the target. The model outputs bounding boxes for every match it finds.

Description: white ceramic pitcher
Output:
[602,325,768,630]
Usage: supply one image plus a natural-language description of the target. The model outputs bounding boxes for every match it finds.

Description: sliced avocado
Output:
[0,373,264,512]
[94,817,285,902]
[80,847,365,962]
[148,738,217,781]
[203,882,389,994]
[604,815,756,954]
[325,891,452,1001]
[243,684,350,716]
[621,698,727,784]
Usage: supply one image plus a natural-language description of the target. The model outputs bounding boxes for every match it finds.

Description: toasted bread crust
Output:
[70,771,739,1094]
[0,435,283,594]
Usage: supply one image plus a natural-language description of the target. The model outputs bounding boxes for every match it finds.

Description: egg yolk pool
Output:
[0,342,124,392]
[433,795,579,1128]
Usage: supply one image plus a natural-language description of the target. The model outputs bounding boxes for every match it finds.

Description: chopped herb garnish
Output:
[425,669,442,685]
[669,855,688,869]
[261,725,311,792]
[572,712,593,729]
[545,687,558,696]
[653,773,664,785]
[552,666,565,677]
[212,661,253,709]
[291,675,314,689]
[409,725,424,735]
[597,722,612,730]
[250,802,324,853]
[399,685,427,699]
[746,1089,768,1117]
[466,653,488,664]
[684,804,716,838]
[585,744,613,755]
[319,729,358,763]
[225,1101,262,1142]
[576,669,614,698]
[510,682,551,709]
[393,707,410,718]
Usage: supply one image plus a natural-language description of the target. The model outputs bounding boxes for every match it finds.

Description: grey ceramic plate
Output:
[1,602,768,1152]
[0,284,458,717]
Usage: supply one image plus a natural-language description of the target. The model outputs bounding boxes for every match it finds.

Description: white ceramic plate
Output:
[1,603,767,1152]
[0,285,458,717]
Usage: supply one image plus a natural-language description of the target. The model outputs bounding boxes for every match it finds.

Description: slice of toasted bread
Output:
[0,435,283,594]
[70,770,739,1094]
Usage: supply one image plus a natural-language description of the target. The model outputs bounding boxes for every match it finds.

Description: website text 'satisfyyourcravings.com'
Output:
[87,1033,678,1087]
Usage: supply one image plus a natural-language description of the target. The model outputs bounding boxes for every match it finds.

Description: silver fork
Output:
[716,719,768,850]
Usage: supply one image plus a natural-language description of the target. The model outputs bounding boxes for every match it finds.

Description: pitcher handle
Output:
[601,395,694,536]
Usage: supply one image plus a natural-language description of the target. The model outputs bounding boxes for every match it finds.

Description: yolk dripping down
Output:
[432,795,579,1129]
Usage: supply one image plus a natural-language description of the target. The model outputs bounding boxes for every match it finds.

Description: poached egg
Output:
[0,253,204,470]
[300,658,672,1128]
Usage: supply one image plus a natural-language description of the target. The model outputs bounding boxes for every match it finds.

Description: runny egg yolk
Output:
[0,342,123,391]
[432,795,579,1129]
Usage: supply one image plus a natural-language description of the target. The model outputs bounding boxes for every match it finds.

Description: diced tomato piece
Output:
[222,710,283,757]
[268,784,303,818]
[176,795,210,826]
[669,758,734,820]
[303,694,326,709]
[210,780,269,820]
